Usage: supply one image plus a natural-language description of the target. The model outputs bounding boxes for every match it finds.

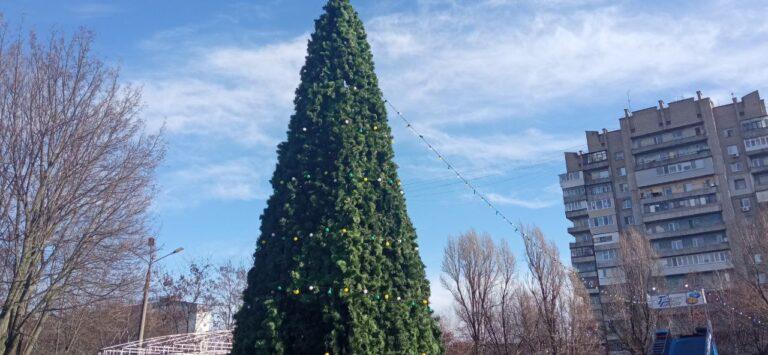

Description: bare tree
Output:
[210,261,246,329]
[521,225,566,355]
[717,209,768,353]
[0,26,162,354]
[603,228,663,355]
[730,208,768,314]
[151,259,216,336]
[441,230,498,354]
[561,271,602,355]
[484,240,520,355]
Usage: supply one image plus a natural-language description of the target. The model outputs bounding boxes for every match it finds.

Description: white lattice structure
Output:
[100,329,232,355]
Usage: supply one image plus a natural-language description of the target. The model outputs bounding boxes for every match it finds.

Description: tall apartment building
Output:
[559,90,768,351]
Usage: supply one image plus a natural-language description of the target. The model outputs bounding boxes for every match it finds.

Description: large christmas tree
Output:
[231,0,442,354]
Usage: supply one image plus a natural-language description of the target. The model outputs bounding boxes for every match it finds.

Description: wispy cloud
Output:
[486,192,559,209]
[157,158,272,210]
[136,0,768,208]
[141,35,307,147]
[71,3,120,19]
[369,0,768,126]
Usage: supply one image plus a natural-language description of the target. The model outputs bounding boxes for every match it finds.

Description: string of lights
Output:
[384,97,768,330]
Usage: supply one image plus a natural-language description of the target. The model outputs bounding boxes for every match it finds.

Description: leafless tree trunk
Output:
[211,261,246,330]
[0,26,162,354]
[521,225,566,355]
[603,228,663,355]
[440,226,603,354]
[441,230,498,354]
[719,209,768,353]
[562,271,602,355]
[484,240,518,355]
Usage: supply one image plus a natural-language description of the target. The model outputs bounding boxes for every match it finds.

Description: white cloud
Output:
[137,0,768,207]
[71,3,120,19]
[429,275,455,317]
[369,0,768,126]
[157,158,271,210]
[486,192,559,209]
[140,35,308,147]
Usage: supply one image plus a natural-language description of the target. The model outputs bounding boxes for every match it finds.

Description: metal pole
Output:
[138,237,156,345]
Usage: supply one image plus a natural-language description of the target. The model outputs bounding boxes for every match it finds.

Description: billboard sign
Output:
[648,289,706,309]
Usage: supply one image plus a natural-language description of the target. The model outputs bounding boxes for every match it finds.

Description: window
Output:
[563,186,586,197]
[565,200,587,212]
[572,247,594,258]
[596,249,618,261]
[575,234,592,243]
[724,128,734,137]
[619,183,629,192]
[741,198,752,211]
[622,199,632,209]
[594,233,616,244]
[671,239,683,250]
[735,179,747,190]
[727,145,739,157]
[664,251,729,268]
[624,216,635,225]
[745,135,768,152]
[615,151,624,161]
[590,215,615,228]
[590,184,612,195]
[574,262,596,273]
[655,159,706,176]
[731,162,743,172]
[585,151,608,164]
[755,254,764,264]
[618,167,627,176]
[560,171,583,183]
[591,169,610,179]
[646,213,723,234]
[588,198,613,211]
[742,116,768,131]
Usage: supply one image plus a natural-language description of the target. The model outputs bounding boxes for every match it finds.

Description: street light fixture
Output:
[137,237,183,345]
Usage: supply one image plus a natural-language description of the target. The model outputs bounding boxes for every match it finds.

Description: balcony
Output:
[634,149,711,171]
[582,159,610,171]
[596,259,619,269]
[641,203,722,223]
[566,208,589,219]
[568,225,590,234]
[646,224,726,240]
[563,194,587,203]
[640,186,718,205]
[559,171,585,189]
[570,240,594,249]
[631,134,708,155]
[750,165,768,175]
[634,157,715,187]
[573,255,596,264]
[659,261,732,276]
[655,242,730,258]
[585,176,613,186]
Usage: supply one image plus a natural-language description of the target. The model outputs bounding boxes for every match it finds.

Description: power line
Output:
[384,97,768,329]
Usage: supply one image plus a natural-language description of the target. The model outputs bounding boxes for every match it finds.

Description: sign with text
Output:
[648,290,706,309]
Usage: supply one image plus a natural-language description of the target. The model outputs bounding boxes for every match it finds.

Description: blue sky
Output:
[5,0,768,313]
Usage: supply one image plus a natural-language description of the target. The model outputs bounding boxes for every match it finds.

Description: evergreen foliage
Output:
[231,0,443,353]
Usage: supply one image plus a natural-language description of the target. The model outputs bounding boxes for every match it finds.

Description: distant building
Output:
[131,297,213,338]
[559,91,767,351]
[149,297,213,334]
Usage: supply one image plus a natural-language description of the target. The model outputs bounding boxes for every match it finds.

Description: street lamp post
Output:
[137,237,183,345]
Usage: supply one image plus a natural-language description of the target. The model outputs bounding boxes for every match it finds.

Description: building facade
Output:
[559,90,768,351]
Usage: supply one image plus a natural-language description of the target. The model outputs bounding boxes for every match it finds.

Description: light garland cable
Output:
[385,98,768,330]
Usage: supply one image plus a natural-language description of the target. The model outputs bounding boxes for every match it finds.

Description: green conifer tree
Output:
[231,1,442,354]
